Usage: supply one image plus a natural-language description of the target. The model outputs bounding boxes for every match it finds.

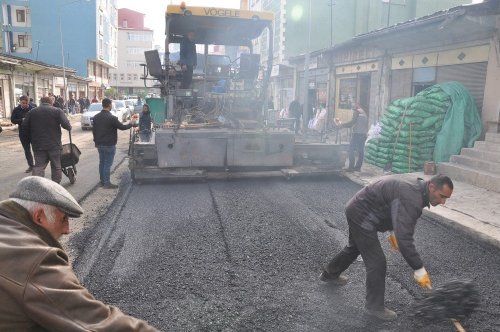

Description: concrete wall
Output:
[482,37,500,133]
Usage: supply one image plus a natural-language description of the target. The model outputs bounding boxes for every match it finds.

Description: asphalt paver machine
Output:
[130,3,346,181]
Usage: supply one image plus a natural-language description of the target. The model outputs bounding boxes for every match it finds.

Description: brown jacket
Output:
[345,175,430,270]
[0,200,159,332]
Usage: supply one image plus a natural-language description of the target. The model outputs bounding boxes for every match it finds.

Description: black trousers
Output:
[181,65,193,89]
[325,216,387,310]
[19,135,34,167]
[348,133,367,170]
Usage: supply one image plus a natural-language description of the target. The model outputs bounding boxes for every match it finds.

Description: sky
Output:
[116,0,241,47]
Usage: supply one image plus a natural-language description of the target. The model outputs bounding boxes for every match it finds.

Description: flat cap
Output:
[10,176,84,217]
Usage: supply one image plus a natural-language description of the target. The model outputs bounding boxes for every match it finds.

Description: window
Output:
[127,74,132,81]
[16,10,26,23]
[127,32,152,42]
[18,35,26,47]
[133,74,138,81]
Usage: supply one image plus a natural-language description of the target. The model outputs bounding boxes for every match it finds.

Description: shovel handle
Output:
[427,285,466,332]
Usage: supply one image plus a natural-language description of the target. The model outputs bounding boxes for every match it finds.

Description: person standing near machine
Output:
[92,98,137,189]
[139,104,152,142]
[337,102,368,172]
[11,95,34,173]
[179,31,197,89]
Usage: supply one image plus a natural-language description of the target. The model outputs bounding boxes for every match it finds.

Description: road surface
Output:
[70,175,500,332]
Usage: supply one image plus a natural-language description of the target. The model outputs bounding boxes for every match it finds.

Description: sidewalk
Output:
[343,163,500,250]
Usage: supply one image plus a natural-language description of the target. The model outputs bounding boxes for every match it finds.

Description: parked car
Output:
[80,102,124,130]
[113,100,130,121]
[124,99,135,115]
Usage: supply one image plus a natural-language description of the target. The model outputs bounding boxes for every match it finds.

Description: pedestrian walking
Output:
[11,95,35,173]
[320,174,453,321]
[0,176,159,331]
[92,98,137,189]
[22,96,71,183]
[139,104,152,142]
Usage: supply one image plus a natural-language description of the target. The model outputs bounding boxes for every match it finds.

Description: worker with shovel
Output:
[320,174,453,321]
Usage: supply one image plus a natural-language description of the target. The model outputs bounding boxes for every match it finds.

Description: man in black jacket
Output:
[92,98,137,189]
[22,96,71,183]
[320,174,453,321]
[11,95,34,173]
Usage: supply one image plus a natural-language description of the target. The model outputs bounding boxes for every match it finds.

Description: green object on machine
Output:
[145,98,167,125]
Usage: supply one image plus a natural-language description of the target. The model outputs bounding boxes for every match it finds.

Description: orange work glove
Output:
[414,267,432,289]
[387,232,399,251]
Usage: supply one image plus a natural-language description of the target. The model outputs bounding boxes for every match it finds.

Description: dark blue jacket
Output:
[11,104,33,137]
[92,110,134,146]
[22,103,71,150]
[139,111,152,133]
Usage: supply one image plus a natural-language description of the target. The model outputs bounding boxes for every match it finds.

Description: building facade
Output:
[248,0,472,113]
[0,0,117,101]
[110,8,153,98]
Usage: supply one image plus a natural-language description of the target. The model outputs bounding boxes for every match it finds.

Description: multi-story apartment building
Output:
[0,0,117,101]
[110,8,153,98]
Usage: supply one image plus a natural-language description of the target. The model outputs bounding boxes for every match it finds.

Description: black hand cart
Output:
[61,130,81,184]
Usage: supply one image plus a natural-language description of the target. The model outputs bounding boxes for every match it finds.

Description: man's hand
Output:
[181,64,187,71]
[387,232,399,251]
[414,267,432,289]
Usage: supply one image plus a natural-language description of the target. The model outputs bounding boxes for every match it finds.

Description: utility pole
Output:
[302,0,312,133]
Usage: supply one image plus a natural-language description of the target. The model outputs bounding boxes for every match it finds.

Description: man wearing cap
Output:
[0,176,159,331]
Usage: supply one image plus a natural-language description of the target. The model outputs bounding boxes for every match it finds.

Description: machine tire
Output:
[68,168,76,184]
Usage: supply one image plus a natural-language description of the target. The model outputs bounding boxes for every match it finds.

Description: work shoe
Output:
[25,167,33,173]
[344,168,355,173]
[364,307,398,321]
[103,183,119,189]
[319,271,348,285]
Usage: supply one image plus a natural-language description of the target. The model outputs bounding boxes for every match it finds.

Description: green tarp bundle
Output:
[365,81,482,173]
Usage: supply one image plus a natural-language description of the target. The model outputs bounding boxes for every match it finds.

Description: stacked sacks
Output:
[365,86,450,174]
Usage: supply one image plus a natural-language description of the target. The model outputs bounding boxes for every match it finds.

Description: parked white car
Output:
[80,102,124,130]
[113,100,130,121]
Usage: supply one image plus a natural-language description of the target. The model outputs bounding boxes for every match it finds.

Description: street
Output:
[71,176,500,331]
[1,122,499,331]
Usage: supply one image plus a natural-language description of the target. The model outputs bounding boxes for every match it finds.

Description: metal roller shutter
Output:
[437,62,487,112]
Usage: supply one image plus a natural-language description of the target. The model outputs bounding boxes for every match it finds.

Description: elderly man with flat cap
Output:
[0,176,159,331]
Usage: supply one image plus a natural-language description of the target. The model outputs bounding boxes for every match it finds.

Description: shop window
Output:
[338,77,357,110]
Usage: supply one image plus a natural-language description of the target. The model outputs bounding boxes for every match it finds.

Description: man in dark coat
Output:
[179,31,197,89]
[11,95,34,173]
[92,98,137,189]
[139,104,152,142]
[22,96,72,183]
[320,174,453,321]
